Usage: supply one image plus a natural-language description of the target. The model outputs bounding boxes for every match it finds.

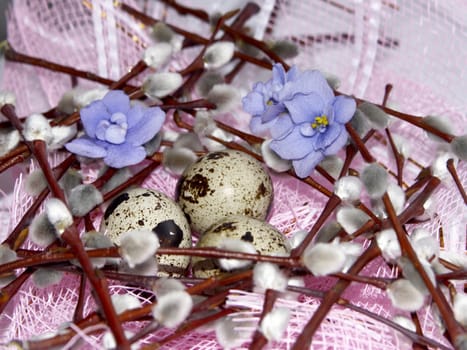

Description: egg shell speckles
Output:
[193,215,290,278]
[101,187,192,276]
[176,150,273,233]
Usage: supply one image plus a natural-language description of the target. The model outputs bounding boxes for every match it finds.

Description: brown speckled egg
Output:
[101,187,191,276]
[192,215,290,278]
[176,150,273,233]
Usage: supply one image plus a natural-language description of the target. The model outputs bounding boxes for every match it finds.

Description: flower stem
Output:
[1,104,130,349]
[249,289,279,350]
[446,159,467,204]
[382,192,463,345]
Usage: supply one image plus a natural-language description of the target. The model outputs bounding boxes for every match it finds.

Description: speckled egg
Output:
[101,187,192,276]
[192,215,290,278]
[176,150,273,233]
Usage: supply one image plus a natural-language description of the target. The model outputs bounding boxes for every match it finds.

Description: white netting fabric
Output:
[0,0,465,349]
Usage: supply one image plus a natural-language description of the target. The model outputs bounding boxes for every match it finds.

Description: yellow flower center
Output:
[311,115,329,129]
[266,99,274,106]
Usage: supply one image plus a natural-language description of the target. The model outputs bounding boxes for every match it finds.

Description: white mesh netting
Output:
[0,0,465,349]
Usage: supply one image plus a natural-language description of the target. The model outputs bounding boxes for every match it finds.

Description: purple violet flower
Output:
[66,90,165,168]
[243,64,356,178]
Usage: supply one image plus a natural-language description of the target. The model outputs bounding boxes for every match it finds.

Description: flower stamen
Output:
[311,115,329,130]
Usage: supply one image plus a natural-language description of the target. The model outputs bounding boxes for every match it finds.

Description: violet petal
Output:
[104,143,146,168]
[80,101,110,138]
[284,93,324,124]
[65,137,107,158]
[333,95,357,124]
[102,90,130,114]
[292,151,324,178]
[126,107,165,146]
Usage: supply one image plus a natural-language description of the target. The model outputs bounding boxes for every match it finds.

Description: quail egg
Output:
[192,215,290,278]
[176,150,273,233]
[101,187,191,276]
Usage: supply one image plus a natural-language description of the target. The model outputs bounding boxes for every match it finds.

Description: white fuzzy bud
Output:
[269,40,299,59]
[82,231,114,268]
[288,230,308,249]
[111,293,142,314]
[151,22,175,43]
[431,152,457,179]
[217,238,256,271]
[0,129,20,156]
[197,72,224,97]
[349,109,371,138]
[101,168,132,194]
[32,268,63,288]
[119,229,160,268]
[253,262,288,292]
[391,134,411,158]
[102,330,136,350]
[358,102,390,129]
[143,43,173,69]
[152,290,193,328]
[315,221,341,243]
[334,176,362,202]
[73,88,108,109]
[376,229,401,262]
[29,212,58,247]
[24,169,47,196]
[451,134,467,161]
[361,163,388,198]
[372,182,406,217]
[154,277,186,298]
[45,198,73,235]
[23,113,53,143]
[302,242,346,276]
[0,244,17,264]
[143,72,183,99]
[340,241,362,272]
[261,139,292,172]
[119,256,158,276]
[323,72,341,90]
[336,206,370,234]
[68,184,103,217]
[318,155,343,179]
[49,125,77,150]
[215,317,246,349]
[260,307,291,341]
[144,132,163,157]
[453,292,467,327]
[398,257,436,295]
[59,168,83,198]
[203,41,235,69]
[0,90,16,107]
[207,84,239,112]
[410,228,439,263]
[173,132,204,152]
[423,115,453,142]
[163,147,198,176]
[392,315,416,332]
[193,111,217,137]
[387,279,425,312]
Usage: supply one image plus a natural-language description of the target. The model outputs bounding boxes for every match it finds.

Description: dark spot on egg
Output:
[142,192,151,197]
[206,151,229,160]
[180,174,210,203]
[255,182,267,199]
[138,219,145,226]
[153,220,183,247]
[104,192,129,220]
[212,221,237,233]
[241,231,254,242]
